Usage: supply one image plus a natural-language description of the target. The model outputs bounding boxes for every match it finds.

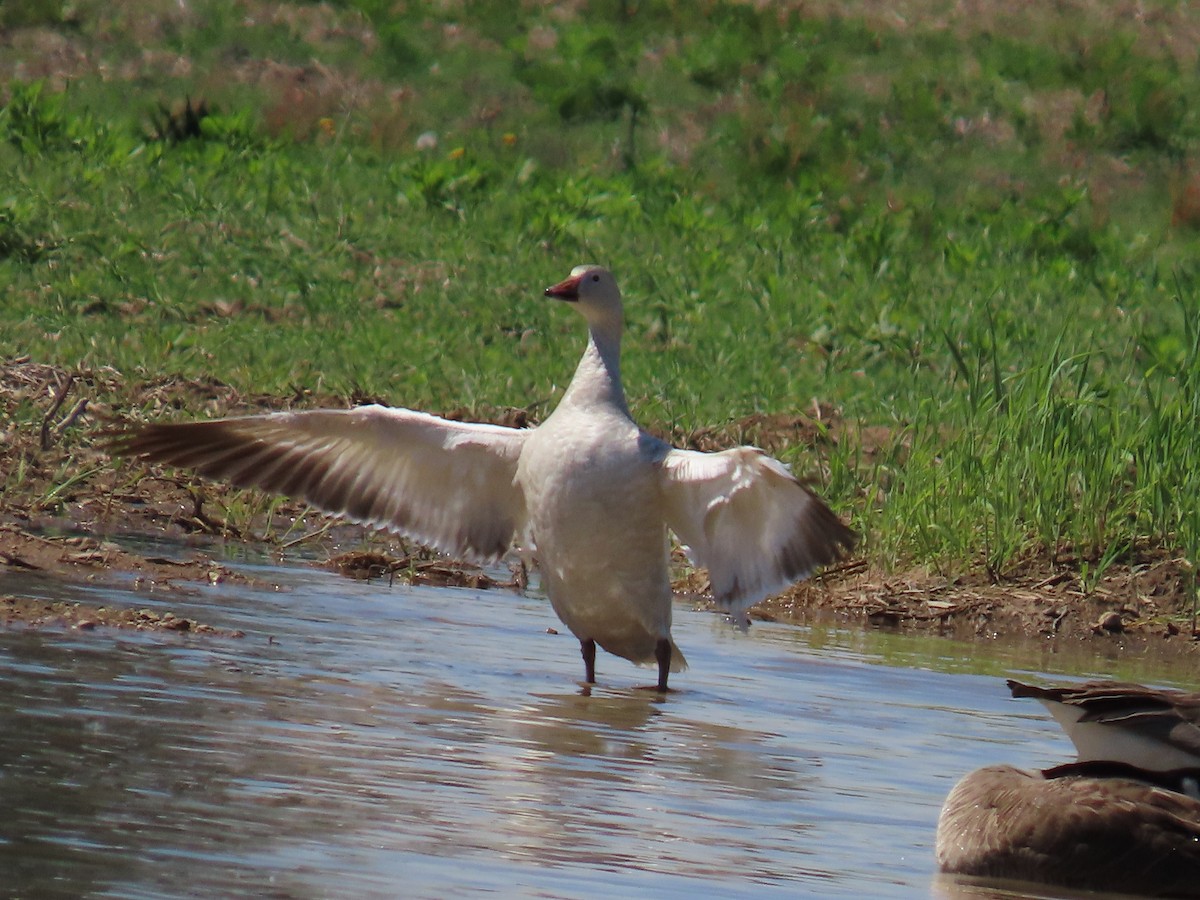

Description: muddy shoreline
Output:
[3,357,1198,661]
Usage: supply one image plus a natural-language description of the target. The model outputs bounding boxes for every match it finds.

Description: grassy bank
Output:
[3,0,1200,592]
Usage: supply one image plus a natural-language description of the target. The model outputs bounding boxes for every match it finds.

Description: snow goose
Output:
[109,265,855,690]
[936,679,1200,896]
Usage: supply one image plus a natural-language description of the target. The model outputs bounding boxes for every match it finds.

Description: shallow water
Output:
[2,554,1194,899]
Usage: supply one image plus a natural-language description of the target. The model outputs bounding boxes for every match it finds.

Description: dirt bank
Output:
[3,356,1198,659]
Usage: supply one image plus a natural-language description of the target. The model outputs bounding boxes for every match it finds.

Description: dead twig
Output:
[39,375,74,451]
[52,397,90,441]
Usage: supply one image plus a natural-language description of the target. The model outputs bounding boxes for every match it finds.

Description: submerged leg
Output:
[581,638,597,683]
[654,638,671,692]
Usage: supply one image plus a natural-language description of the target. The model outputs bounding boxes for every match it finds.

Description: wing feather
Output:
[108,405,529,562]
[658,445,854,617]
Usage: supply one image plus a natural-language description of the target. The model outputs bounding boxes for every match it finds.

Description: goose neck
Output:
[562,327,628,413]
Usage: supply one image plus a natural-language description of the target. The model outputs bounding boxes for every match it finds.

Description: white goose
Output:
[111,265,855,690]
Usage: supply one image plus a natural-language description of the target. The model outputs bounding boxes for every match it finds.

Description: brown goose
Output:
[936,678,1200,897]
[108,266,855,691]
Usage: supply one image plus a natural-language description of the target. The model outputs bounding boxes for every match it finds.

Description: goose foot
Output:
[580,638,597,684]
[654,638,671,692]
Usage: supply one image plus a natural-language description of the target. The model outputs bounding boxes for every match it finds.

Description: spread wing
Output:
[657,445,855,618]
[108,405,529,562]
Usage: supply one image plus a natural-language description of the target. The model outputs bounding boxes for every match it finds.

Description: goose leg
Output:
[581,638,597,683]
[654,638,671,692]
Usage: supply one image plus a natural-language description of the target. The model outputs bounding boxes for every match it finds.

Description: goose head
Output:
[545,265,623,339]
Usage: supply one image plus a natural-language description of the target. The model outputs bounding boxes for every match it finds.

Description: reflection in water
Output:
[476,688,818,882]
[1,554,1191,898]
[931,872,1110,900]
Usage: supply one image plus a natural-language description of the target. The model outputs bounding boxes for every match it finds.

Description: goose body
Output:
[518,389,684,676]
[936,679,1200,897]
[110,265,854,690]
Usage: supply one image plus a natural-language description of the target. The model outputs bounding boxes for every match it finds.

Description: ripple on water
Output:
[0,552,1190,898]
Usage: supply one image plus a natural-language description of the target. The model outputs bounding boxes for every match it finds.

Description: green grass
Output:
[4,0,1200,584]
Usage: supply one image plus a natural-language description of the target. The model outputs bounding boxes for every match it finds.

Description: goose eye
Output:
[591,274,600,282]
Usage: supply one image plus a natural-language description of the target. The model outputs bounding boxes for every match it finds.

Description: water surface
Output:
[1,554,1191,898]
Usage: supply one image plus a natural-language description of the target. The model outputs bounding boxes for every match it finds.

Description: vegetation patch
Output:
[3,2,1200,644]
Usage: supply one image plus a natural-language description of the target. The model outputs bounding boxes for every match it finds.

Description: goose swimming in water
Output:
[109,265,855,691]
[936,678,1200,897]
